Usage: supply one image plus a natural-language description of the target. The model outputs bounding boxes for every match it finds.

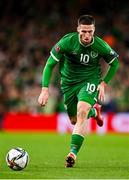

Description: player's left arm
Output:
[102,57,119,84]
[97,43,119,102]
[97,57,119,102]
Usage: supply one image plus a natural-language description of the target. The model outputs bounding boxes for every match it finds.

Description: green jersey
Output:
[50,32,118,92]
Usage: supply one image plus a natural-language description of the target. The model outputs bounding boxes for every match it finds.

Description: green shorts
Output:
[63,81,99,117]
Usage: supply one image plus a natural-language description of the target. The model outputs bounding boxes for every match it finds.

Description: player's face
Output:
[77,24,95,44]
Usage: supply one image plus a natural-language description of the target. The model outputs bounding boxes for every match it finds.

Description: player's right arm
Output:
[38,56,58,106]
[38,35,69,106]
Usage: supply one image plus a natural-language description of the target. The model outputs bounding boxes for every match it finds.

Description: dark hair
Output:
[78,15,95,26]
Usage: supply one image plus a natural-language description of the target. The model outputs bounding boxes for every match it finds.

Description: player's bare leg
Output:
[65,101,91,167]
[69,104,104,127]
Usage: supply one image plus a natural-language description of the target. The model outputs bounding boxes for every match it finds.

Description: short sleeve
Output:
[50,35,69,62]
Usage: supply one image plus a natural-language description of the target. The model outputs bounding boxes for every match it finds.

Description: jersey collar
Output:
[78,35,94,47]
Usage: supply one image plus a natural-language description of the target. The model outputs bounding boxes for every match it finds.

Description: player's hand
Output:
[38,87,49,106]
[97,81,107,103]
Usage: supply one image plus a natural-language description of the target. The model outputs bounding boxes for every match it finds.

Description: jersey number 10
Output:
[80,54,89,64]
[86,83,96,92]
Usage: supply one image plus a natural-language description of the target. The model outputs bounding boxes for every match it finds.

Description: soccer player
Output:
[38,15,119,167]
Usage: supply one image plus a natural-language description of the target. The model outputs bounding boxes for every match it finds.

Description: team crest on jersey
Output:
[90,51,98,58]
[55,45,60,52]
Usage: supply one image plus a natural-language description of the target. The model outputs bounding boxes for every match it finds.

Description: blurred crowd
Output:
[0,0,129,115]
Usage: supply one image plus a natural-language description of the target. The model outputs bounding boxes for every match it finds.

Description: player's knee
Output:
[77,101,91,119]
[69,116,77,125]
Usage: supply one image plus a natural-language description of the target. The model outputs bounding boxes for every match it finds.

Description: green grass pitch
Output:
[0,132,129,179]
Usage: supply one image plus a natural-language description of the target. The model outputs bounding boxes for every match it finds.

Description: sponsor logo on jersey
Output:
[90,51,98,58]
[55,45,60,52]
[71,51,77,55]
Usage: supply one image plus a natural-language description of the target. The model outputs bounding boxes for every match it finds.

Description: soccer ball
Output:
[6,147,29,171]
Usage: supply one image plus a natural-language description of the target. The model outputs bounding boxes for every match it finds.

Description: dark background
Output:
[0,0,129,115]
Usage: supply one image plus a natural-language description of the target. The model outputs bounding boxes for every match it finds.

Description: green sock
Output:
[87,108,96,119]
[70,134,84,156]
